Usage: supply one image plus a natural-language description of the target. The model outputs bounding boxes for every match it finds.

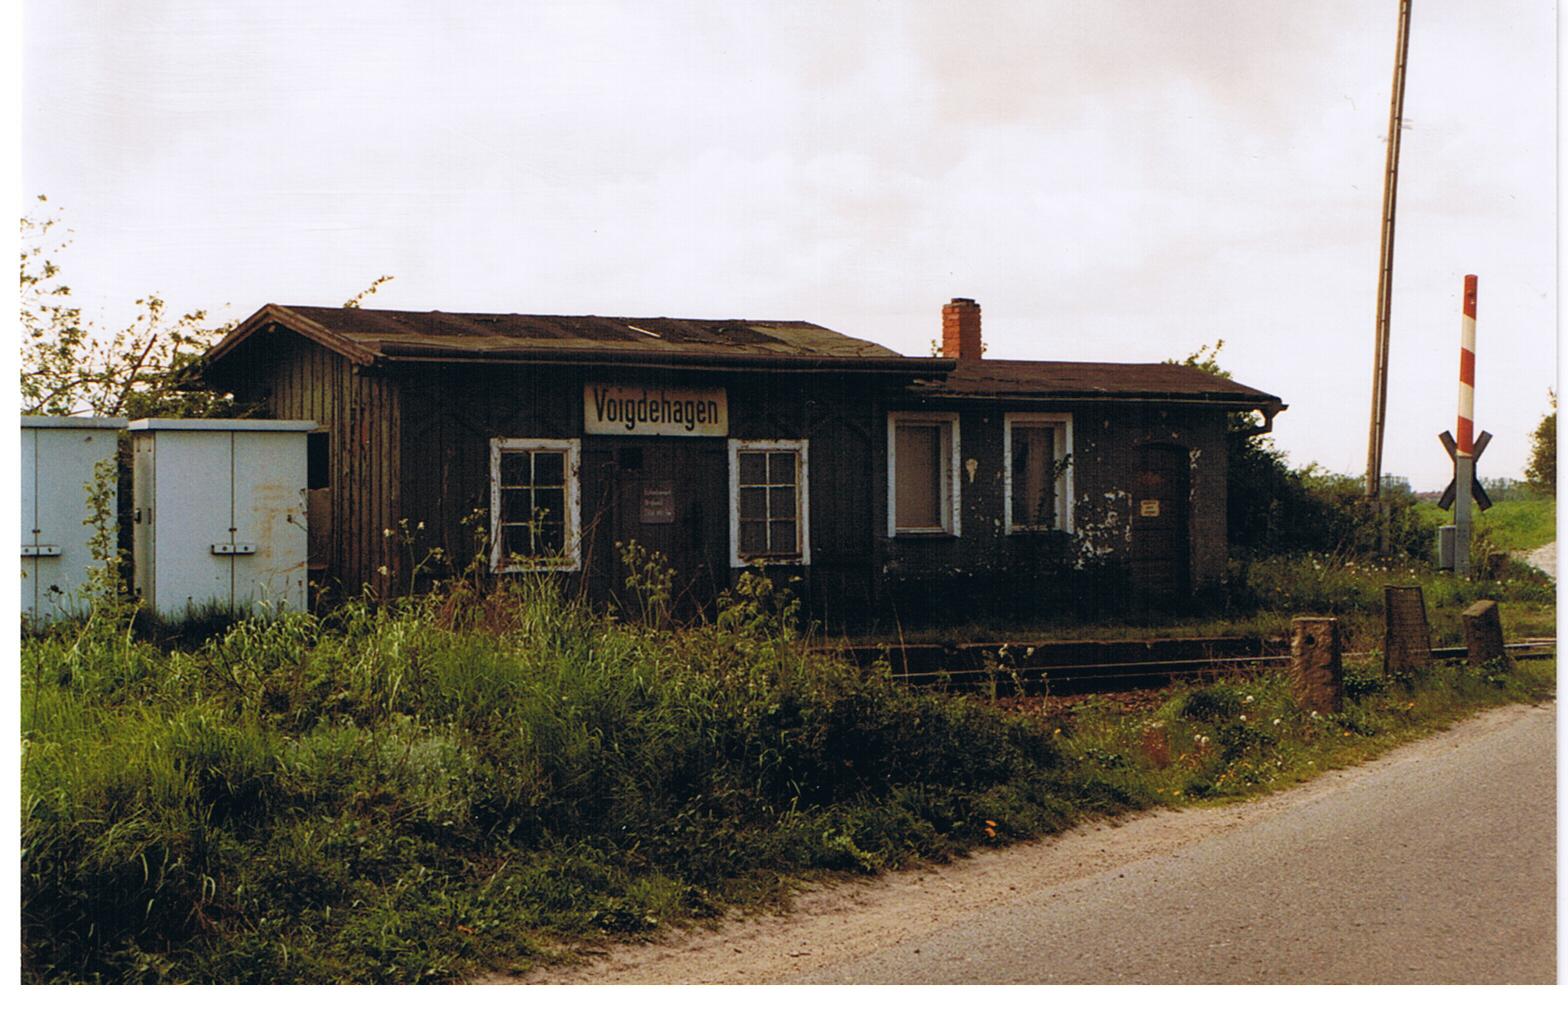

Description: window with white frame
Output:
[1004,413,1073,534]
[887,412,961,537]
[490,438,581,571]
[729,439,810,566]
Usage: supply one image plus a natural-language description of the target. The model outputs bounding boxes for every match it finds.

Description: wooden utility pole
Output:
[1365,0,1414,498]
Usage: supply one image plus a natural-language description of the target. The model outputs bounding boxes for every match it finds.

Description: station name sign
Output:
[584,384,728,437]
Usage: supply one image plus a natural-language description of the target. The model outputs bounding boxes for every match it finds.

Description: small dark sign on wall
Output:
[640,481,676,524]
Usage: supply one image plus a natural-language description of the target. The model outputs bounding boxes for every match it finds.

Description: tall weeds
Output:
[1230,552,1555,645]
[21,559,1554,982]
[21,572,1091,982]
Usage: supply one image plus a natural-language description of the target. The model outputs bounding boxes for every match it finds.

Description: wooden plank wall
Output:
[213,332,1233,623]
[395,364,894,623]
[397,363,577,581]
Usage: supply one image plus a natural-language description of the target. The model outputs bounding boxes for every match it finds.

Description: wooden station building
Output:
[199,299,1285,626]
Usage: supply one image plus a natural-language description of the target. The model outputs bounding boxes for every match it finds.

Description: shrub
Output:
[22,558,1554,982]
[21,572,1100,982]
[1181,684,1245,723]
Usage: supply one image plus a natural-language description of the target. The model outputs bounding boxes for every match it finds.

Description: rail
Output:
[825,636,1555,697]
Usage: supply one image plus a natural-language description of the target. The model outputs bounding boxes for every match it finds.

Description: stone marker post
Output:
[1382,585,1431,675]
[1292,617,1343,714]
[1462,600,1507,666]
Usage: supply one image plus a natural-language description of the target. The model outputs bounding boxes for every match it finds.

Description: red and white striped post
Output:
[1454,275,1478,576]
[1456,275,1478,456]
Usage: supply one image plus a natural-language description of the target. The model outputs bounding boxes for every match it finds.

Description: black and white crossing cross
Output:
[1436,429,1493,512]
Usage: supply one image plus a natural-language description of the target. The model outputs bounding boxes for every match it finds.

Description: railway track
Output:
[827,636,1556,697]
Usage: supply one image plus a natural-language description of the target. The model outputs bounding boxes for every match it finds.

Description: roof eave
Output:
[908,389,1287,409]
[373,343,955,375]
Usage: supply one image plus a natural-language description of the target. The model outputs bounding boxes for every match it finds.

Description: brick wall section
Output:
[941,299,983,361]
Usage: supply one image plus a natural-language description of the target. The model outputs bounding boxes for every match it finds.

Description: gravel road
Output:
[528,703,1556,984]
[1523,541,1556,579]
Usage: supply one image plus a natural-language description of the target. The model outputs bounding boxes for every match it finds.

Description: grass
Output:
[1228,551,1554,648]
[867,550,1555,651]
[1048,658,1554,808]
[1413,493,1556,554]
[1476,494,1556,552]
[19,561,1557,983]
[22,573,1104,982]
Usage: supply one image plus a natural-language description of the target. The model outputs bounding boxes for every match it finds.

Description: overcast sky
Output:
[20,0,1557,489]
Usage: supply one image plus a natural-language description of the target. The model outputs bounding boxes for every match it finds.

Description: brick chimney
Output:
[941,297,982,360]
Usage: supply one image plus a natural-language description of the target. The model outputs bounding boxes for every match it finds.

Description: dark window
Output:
[496,448,569,561]
[1011,424,1057,529]
[736,449,800,558]
[307,432,330,490]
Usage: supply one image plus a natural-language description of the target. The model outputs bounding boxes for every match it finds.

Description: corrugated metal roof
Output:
[908,359,1284,406]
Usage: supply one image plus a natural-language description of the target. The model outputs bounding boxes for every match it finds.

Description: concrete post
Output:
[1462,600,1507,666]
[1292,617,1343,714]
[1382,586,1431,675]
